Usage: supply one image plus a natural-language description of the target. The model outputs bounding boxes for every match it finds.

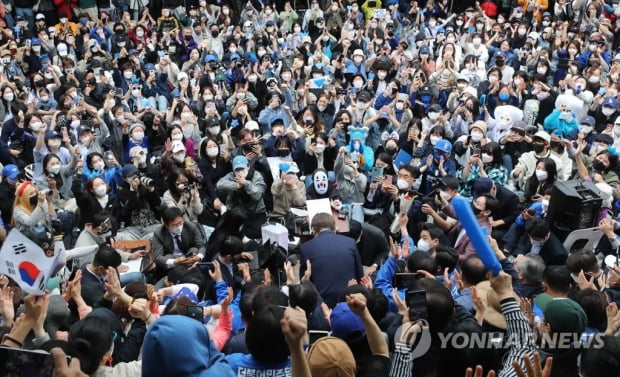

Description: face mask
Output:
[472,38,481,45]
[428,21,436,27]
[316,103,327,112]
[535,169,548,181]
[236,168,248,179]
[377,71,387,80]
[536,67,547,75]
[123,71,133,80]
[353,56,363,64]
[439,190,451,201]
[498,93,510,102]
[396,178,409,190]
[532,143,545,154]
[614,125,620,136]
[470,132,483,142]
[446,37,455,43]
[304,117,314,124]
[456,20,464,26]
[208,126,220,134]
[94,185,107,196]
[559,112,573,121]
[589,44,597,52]
[489,76,498,83]
[132,131,145,142]
[568,48,577,56]
[206,147,219,158]
[482,153,493,163]
[31,121,42,132]
[430,135,440,145]
[579,125,593,134]
[396,102,404,111]
[353,80,364,89]
[3,92,13,102]
[171,224,183,236]
[281,72,291,81]
[174,153,186,163]
[602,107,615,117]
[294,27,301,33]
[471,203,482,216]
[416,239,430,252]
[518,29,526,36]
[315,144,326,154]
[514,79,522,86]
[29,195,39,206]
[48,164,61,174]
[530,237,546,246]
[495,60,505,67]
[168,133,182,142]
[589,76,600,84]
[428,112,440,121]
[48,139,61,149]
[248,75,258,83]
[130,88,141,97]
[351,6,358,11]
[139,154,147,164]
[223,8,229,15]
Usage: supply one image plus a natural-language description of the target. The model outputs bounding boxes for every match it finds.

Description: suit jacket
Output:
[494,186,520,230]
[513,232,568,266]
[151,222,206,276]
[79,266,106,308]
[358,222,390,267]
[300,231,363,308]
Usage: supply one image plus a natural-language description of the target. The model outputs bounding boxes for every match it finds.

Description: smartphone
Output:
[337,89,348,95]
[0,346,57,377]
[114,52,121,59]
[310,137,316,144]
[308,330,330,345]
[198,262,215,272]
[371,166,384,181]
[206,102,216,111]
[384,175,393,186]
[187,305,204,321]
[471,147,481,155]
[406,289,427,320]
[350,87,358,96]
[599,87,607,96]
[526,208,536,216]
[115,88,122,96]
[394,273,421,289]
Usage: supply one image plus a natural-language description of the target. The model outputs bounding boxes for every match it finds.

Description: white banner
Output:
[0,229,59,295]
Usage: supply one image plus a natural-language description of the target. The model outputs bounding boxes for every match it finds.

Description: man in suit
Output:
[472,177,520,242]
[347,220,390,276]
[300,212,363,308]
[513,218,567,266]
[151,207,206,280]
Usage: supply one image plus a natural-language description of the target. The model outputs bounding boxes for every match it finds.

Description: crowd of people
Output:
[2,0,620,376]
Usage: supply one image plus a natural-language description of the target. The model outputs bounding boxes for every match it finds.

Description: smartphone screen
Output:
[308,330,330,345]
[187,305,204,321]
[371,166,384,181]
[395,273,421,289]
[0,346,56,377]
[406,289,427,320]
[198,262,214,272]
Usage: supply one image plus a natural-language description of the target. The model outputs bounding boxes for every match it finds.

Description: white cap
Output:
[353,49,365,57]
[245,120,259,131]
[171,140,186,153]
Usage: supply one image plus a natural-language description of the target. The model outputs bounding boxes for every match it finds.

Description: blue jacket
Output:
[375,256,405,313]
[225,354,291,376]
[142,315,236,377]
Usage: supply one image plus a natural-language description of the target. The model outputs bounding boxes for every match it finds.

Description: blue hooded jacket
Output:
[142,315,236,377]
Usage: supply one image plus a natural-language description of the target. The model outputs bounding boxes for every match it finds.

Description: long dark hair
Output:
[42,153,64,188]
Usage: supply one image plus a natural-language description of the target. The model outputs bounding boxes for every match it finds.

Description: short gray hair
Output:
[516,255,545,283]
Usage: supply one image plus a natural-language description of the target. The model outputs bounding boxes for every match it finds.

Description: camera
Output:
[139,176,154,187]
[243,141,257,152]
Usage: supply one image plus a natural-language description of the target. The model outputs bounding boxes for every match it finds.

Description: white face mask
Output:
[30,121,42,132]
[71,120,81,128]
[94,185,107,196]
[171,133,183,141]
[94,161,105,171]
[377,71,387,80]
[123,71,133,80]
[353,56,363,64]
[579,125,593,134]
[48,164,61,174]
[428,112,439,121]
[317,104,327,112]
[80,136,91,145]
[206,147,219,157]
[173,153,186,163]
[416,239,431,252]
[470,132,483,142]
[614,125,620,136]
[315,144,325,154]
[395,102,404,110]
[132,131,144,142]
[48,139,61,148]
[236,168,248,179]
[139,154,147,164]
[353,80,364,89]
[132,89,140,97]
[472,38,481,45]
[208,126,220,134]
[535,169,548,181]
[430,135,440,145]
[602,107,615,117]
[281,73,291,81]
[3,92,14,102]
[439,190,451,201]
[396,178,410,190]
[171,224,183,235]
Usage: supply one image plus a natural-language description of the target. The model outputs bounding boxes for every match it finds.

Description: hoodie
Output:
[142,315,236,377]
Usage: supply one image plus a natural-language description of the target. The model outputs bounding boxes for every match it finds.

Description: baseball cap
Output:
[78,126,93,135]
[419,45,430,54]
[31,38,41,46]
[533,130,551,143]
[2,164,19,180]
[245,120,259,131]
[282,162,300,174]
[603,97,618,109]
[144,63,155,72]
[171,140,186,153]
[330,302,365,344]
[542,298,587,335]
[429,104,442,113]
[307,337,356,377]
[495,51,507,59]
[230,53,241,61]
[357,91,372,102]
[472,177,494,197]
[232,155,249,170]
[269,115,285,125]
[580,116,596,127]
[36,13,45,20]
[44,131,61,141]
[122,164,138,178]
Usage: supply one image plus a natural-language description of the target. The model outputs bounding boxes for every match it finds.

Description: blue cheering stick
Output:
[452,196,502,276]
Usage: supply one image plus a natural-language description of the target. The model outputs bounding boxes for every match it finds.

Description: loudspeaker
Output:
[547,180,602,234]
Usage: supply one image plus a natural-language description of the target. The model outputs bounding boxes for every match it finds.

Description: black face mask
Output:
[496,60,505,67]
[532,143,545,154]
[385,147,397,154]
[29,195,38,206]
[185,35,193,41]
[211,31,219,38]
[34,80,45,87]
[593,159,606,172]
[115,29,125,35]
[277,149,289,157]
[471,203,481,216]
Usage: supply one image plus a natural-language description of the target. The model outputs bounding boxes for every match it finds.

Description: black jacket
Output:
[513,232,568,266]
[151,222,206,278]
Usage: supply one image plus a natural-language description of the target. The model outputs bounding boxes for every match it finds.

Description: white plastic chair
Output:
[562,227,603,253]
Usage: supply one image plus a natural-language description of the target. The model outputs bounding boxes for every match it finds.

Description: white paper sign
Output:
[0,229,60,295]
[306,198,333,226]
